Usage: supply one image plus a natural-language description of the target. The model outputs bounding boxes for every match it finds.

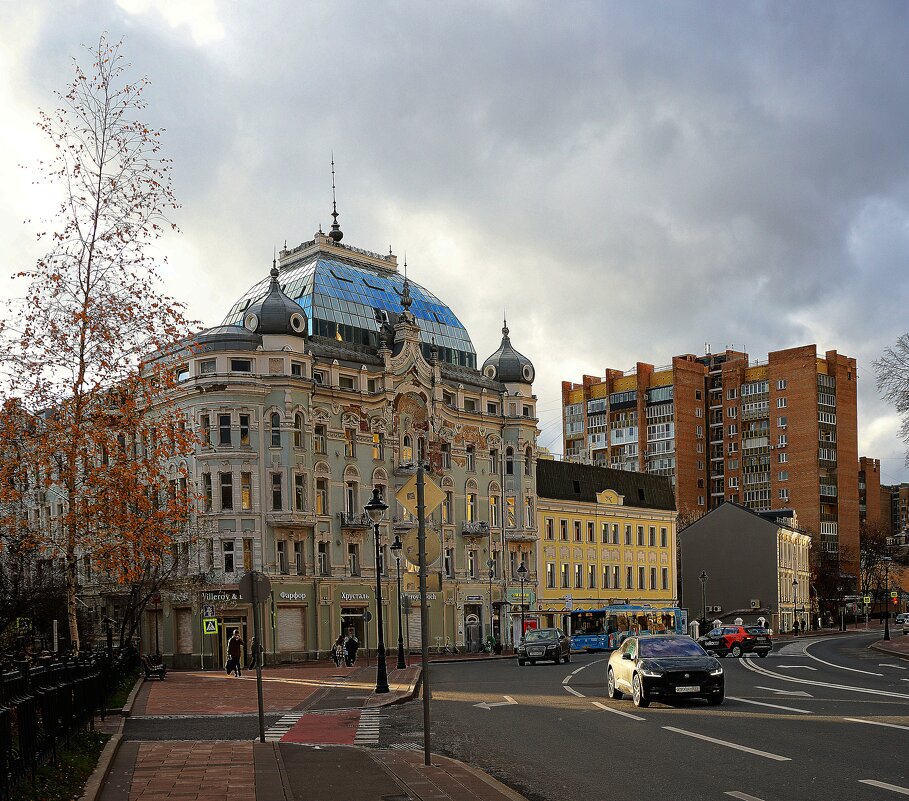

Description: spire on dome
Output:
[329,153,343,243]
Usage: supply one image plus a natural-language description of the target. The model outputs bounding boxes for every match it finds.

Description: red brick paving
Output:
[281,709,362,745]
[128,741,254,801]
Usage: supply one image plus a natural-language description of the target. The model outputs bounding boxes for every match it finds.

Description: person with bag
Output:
[344,628,359,667]
[227,629,244,677]
[332,634,346,667]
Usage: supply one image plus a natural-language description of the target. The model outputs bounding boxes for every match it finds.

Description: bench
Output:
[142,655,167,681]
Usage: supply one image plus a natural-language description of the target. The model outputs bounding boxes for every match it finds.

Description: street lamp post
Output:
[883,556,893,642]
[391,534,407,670]
[365,488,390,693]
[699,572,708,625]
[792,578,799,634]
[517,562,528,641]
[152,592,161,659]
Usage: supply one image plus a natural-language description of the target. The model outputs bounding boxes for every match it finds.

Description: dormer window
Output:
[464,398,477,413]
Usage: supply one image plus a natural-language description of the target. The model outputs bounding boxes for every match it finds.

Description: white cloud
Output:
[116,0,225,46]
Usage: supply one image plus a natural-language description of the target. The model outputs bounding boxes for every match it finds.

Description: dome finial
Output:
[271,247,278,278]
[503,309,509,337]
[329,152,343,243]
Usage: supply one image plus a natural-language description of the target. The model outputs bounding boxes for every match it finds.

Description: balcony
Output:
[266,510,316,527]
[338,512,373,529]
[461,521,489,537]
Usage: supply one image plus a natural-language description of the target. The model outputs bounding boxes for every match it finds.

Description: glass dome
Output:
[222,253,477,368]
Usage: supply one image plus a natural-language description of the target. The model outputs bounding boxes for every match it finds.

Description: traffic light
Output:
[894,596,899,605]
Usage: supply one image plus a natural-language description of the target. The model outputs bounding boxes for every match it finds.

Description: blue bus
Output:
[569,605,686,652]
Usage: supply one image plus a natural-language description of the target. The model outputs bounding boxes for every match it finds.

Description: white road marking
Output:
[662,726,790,761]
[845,718,909,732]
[798,641,883,676]
[571,666,587,675]
[562,657,608,686]
[880,663,908,670]
[740,657,909,700]
[592,701,644,720]
[859,779,909,795]
[563,685,585,698]
[755,686,813,697]
[778,665,817,671]
[474,695,518,710]
[725,792,767,801]
[562,676,572,684]
[726,696,812,714]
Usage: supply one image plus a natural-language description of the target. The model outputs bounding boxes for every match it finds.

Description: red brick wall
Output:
[672,356,708,518]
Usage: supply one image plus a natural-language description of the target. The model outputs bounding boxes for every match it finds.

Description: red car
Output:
[698,625,772,658]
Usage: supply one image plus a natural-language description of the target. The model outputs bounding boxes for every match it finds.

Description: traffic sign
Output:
[16,617,32,634]
[863,596,871,604]
[402,528,442,567]
[363,610,373,622]
[239,571,272,604]
[396,473,446,517]
[891,591,899,598]
[202,605,215,618]
[202,618,218,635]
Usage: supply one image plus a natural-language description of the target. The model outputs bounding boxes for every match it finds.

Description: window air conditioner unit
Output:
[750,599,761,609]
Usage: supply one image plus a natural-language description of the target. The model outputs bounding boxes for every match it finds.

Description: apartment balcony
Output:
[505,530,537,542]
[338,512,373,529]
[462,521,490,537]
[266,510,316,527]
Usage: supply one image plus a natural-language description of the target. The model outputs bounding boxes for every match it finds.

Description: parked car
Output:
[895,613,907,625]
[517,628,571,665]
[902,618,909,635]
[606,635,724,708]
[698,625,772,658]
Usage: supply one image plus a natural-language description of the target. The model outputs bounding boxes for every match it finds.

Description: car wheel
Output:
[607,668,623,700]
[530,660,536,665]
[632,674,650,708]
[518,659,526,666]
[758,651,768,659]
[707,689,725,706]
[731,644,743,658]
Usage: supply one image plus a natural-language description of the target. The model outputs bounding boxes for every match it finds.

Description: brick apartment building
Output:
[859,456,882,529]
[562,345,859,577]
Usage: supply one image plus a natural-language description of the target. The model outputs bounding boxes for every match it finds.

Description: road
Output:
[379,632,909,801]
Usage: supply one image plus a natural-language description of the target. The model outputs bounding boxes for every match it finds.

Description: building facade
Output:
[139,224,540,666]
[859,456,881,529]
[535,460,676,631]
[679,502,812,632]
[562,345,859,580]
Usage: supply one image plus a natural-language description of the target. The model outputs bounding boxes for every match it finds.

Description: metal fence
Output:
[0,646,138,800]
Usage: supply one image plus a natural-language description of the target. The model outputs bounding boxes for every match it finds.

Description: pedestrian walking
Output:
[332,635,346,667]
[793,619,800,636]
[247,636,261,671]
[344,629,360,667]
[228,629,244,677]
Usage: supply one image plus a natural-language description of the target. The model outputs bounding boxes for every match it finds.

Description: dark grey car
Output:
[518,628,571,665]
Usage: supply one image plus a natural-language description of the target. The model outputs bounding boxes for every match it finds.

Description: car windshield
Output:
[524,629,558,642]
[639,638,706,657]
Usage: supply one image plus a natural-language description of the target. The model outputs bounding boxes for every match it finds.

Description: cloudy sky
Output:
[3,1,909,480]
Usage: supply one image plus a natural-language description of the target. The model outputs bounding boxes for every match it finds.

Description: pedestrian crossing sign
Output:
[202,618,218,635]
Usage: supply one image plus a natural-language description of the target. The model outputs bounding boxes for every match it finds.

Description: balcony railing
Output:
[338,512,373,529]
[461,521,490,536]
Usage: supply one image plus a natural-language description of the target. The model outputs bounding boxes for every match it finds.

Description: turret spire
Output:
[329,153,343,243]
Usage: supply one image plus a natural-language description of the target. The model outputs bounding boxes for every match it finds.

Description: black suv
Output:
[518,628,571,665]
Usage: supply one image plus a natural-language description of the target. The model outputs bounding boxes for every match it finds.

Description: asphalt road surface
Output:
[379,632,909,801]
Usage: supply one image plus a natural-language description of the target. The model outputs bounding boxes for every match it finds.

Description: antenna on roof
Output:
[329,153,343,243]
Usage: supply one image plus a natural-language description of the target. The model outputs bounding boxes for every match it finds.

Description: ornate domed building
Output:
[156,220,540,666]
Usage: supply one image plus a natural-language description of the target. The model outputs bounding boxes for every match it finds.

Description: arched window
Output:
[505,447,514,475]
[294,412,304,448]
[270,412,281,448]
[524,446,533,476]
[402,435,413,464]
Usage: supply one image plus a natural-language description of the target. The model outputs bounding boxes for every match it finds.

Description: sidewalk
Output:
[87,659,527,801]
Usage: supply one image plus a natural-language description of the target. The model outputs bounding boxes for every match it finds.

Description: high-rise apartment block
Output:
[562,345,859,572]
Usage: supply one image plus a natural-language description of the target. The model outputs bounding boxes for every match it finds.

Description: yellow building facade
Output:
[535,459,677,630]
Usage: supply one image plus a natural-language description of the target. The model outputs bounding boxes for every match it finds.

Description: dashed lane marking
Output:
[880,664,908,670]
[662,726,791,762]
[858,779,909,795]
[725,792,766,801]
[592,701,644,721]
[845,717,909,732]
[741,656,909,700]
[563,685,585,698]
[726,696,812,714]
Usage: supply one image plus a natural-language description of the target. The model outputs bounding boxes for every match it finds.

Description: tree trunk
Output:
[66,550,80,652]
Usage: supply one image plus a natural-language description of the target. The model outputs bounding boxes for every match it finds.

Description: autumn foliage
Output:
[0,35,197,651]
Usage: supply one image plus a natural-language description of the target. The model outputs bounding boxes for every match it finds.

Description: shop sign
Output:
[341,592,371,602]
[201,590,241,603]
[506,587,536,606]
[278,591,308,601]
[404,592,437,602]
[465,595,483,602]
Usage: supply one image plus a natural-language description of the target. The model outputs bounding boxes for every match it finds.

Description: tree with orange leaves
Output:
[0,35,197,651]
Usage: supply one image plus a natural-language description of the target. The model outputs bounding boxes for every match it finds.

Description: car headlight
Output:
[709,666,724,676]
[639,664,663,678]
[547,645,558,651]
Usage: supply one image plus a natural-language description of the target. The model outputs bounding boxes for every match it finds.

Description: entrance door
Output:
[219,617,248,668]
[465,606,482,652]
[340,607,365,645]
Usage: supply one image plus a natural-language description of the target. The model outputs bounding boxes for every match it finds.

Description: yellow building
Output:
[535,460,677,630]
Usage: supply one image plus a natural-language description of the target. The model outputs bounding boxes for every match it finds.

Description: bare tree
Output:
[876,335,909,463]
[0,35,195,651]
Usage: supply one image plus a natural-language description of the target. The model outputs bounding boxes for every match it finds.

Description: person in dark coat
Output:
[228,629,244,677]
[344,629,359,667]
[247,636,262,670]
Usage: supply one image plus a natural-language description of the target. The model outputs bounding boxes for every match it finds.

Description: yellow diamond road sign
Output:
[203,618,218,635]
[396,473,446,517]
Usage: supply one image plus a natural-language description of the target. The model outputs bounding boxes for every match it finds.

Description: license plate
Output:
[529,648,544,656]
[675,685,700,693]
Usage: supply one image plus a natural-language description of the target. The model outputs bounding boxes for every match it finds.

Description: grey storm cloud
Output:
[3,1,909,476]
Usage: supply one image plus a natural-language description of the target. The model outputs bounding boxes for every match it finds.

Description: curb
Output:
[429,752,529,801]
[870,641,909,659]
[429,655,515,664]
[78,674,144,801]
[367,668,422,708]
